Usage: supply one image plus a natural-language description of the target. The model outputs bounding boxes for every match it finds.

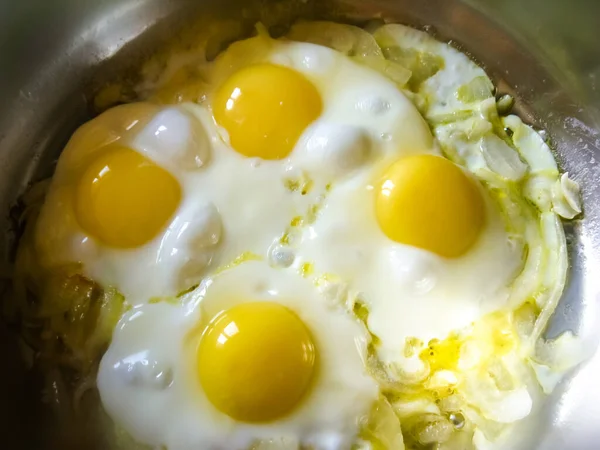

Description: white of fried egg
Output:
[33,102,311,304]
[292,152,523,367]
[33,102,221,303]
[206,28,433,186]
[97,261,378,450]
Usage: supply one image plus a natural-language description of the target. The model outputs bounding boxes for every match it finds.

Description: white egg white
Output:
[98,261,378,450]
[34,103,220,303]
[208,33,434,188]
[290,160,522,367]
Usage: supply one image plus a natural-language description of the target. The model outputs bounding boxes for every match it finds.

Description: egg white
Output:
[207,33,434,187]
[34,103,222,304]
[98,261,378,450]
[289,157,522,367]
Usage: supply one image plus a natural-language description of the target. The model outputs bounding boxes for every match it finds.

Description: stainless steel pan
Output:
[1,0,599,448]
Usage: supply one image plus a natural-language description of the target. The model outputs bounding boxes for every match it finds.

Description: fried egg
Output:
[165,26,434,185]
[290,152,522,365]
[33,102,222,303]
[97,261,378,450]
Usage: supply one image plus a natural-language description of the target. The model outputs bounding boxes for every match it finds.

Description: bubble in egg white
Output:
[116,357,174,390]
[157,202,222,290]
[133,106,210,170]
[297,123,372,177]
[268,243,296,268]
[271,42,336,75]
[355,95,391,116]
[385,247,440,295]
[316,279,349,309]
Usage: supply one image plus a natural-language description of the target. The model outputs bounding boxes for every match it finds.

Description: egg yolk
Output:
[213,64,322,160]
[375,154,484,258]
[74,146,181,248]
[197,302,317,423]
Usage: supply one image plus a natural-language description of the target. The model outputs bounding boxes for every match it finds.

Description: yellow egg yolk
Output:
[197,302,317,423]
[74,145,181,248]
[213,63,322,160]
[375,154,484,258]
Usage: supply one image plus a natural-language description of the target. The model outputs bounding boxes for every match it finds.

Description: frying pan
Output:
[1,0,599,448]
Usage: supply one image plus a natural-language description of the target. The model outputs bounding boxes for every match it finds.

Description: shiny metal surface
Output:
[1,0,599,448]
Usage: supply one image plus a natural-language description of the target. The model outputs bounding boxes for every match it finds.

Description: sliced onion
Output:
[503,115,558,172]
[372,24,433,50]
[456,76,494,103]
[415,416,454,444]
[530,212,567,341]
[360,397,405,450]
[523,173,555,212]
[463,373,532,424]
[394,398,441,418]
[480,134,528,181]
[428,109,477,125]
[529,361,565,394]
[287,21,383,58]
[534,331,588,372]
[382,60,412,86]
[496,94,515,115]
[552,172,582,219]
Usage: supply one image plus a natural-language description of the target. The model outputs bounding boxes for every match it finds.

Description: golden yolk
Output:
[375,154,484,258]
[74,145,181,248]
[213,64,322,160]
[197,302,317,423]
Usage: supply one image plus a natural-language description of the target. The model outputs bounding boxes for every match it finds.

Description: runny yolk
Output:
[212,63,322,160]
[197,302,317,423]
[74,145,181,249]
[375,154,485,258]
